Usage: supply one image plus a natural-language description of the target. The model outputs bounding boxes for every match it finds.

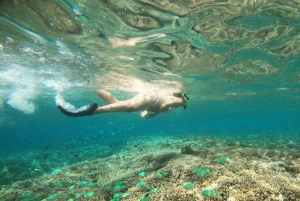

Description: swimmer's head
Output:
[173,93,189,109]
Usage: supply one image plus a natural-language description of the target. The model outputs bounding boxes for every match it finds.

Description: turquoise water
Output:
[1,97,299,153]
[1,0,300,199]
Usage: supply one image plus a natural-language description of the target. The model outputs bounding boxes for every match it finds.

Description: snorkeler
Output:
[57,90,189,119]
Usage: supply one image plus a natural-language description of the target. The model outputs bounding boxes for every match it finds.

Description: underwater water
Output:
[0,0,300,200]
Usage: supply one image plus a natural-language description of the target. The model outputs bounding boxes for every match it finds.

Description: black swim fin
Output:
[57,103,98,117]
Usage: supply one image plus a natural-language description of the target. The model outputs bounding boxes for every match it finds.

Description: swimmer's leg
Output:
[58,92,157,117]
[93,94,156,114]
[94,90,119,104]
[93,100,134,114]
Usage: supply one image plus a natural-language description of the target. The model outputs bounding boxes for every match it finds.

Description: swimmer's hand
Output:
[145,114,154,119]
[141,111,154,119]
[141,111,148,118]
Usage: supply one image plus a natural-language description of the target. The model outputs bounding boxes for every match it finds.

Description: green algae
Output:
[148,188,158,194]
[136,181,147,187]
[183,182,194,189]
[201,189,223,198]
[218,157,230,164]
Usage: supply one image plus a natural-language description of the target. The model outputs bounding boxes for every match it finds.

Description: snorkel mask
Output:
[173,93,189,109]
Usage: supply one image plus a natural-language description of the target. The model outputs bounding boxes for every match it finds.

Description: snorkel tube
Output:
[173,93,189,109]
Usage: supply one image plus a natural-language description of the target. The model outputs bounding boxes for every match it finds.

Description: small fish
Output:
[114,184,127,191]
[155,172,164,179]
[49,183,57,188]
[139,171,149,177]
[140,196,153,201]
[84,191,95,198]
[69,184,77,190]
[136,181,146,187]
[113,193,123,199]
[103,185,111,190]
[148,188,158,194]
[99,33,108,40]
[183,182,194,189]
[79,180,89,186]
[56,181,68,187]
[218,157,230,164]
[109,144,115,148]
[113,192,130,199]
[201,189,223,198]
[116,180,127,185]
[88,181,100,187]
[66,193,76,198]
[44,146,48,151]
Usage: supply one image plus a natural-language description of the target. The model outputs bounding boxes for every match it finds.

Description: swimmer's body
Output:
[57,90,189,119]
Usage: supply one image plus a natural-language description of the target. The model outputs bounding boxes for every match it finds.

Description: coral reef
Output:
[0,134,299,201]
[0,137,122,186]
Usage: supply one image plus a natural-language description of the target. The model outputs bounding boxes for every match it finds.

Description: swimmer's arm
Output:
[142,103,170,119]
[147,99,185,119]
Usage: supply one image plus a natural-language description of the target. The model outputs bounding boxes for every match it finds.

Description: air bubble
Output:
[5,36,14,43]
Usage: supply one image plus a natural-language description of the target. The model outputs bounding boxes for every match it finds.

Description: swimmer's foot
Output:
[57,103,98,117]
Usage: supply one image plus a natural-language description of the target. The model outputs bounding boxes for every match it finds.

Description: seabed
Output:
[0,134,299,201]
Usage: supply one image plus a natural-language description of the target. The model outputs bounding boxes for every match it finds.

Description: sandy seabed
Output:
[0,135,299,201]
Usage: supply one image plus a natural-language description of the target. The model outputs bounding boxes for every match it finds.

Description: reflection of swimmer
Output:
[57,90,189,119]
[100,33,167,48]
